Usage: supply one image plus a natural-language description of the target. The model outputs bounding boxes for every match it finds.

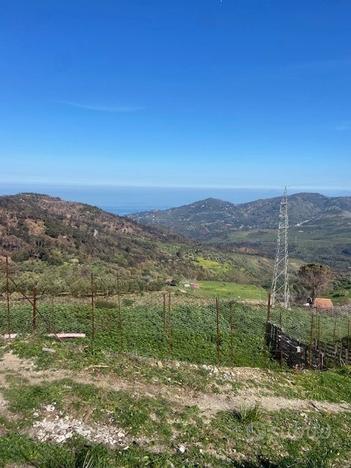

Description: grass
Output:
[270,306,350,344]
[0,300,274,368]
[195,256,231,274]
[192,280,267,300]
[230,404,263,424]
[1,372,351,467]
[1,296,349,370]
[3,378,174,439]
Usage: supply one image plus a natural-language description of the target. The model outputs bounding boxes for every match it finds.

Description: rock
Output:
[42,347,56,353]
[157,361,163,368]
[177,444,186,454]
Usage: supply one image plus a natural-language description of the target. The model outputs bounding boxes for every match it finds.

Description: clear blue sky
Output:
[0,0,350,189]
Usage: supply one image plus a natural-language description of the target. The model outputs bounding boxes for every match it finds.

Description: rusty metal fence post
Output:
[215,297,221,364]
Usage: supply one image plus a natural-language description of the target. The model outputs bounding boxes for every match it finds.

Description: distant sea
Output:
[1,183,351,216]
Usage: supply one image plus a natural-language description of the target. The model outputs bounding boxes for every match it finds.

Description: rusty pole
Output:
[5,256,11,337]
[266,293,272,323]
[116,274,122,335]
[308,309,316,367]
[333,313,337,344]
[91,273,95,341]
[163,292,167,334]
[32,286,37,332]
[216,297,221,364]
[316,310,321,348]
[347,319,350,364]
[168,292,173,352]
[229,301,235,362]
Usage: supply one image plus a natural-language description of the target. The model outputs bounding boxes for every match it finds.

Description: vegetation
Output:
[1,193,351,466]
[0,295,349,369]
[133,193,351,271]
[191,280,266,300]
[298,263,333,299]
[1,330,351,466]
[0,193,276,295]
[0,299,273,368]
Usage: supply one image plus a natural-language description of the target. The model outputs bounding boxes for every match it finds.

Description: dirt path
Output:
[1,352,350,415]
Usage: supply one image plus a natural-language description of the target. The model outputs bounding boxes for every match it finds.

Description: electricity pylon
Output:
[271,187,290,309]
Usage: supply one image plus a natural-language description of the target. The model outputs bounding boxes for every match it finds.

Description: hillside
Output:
[0,193,273,292]
[132,193,351,270]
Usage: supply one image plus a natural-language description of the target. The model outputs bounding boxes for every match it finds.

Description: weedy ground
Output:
[0,297,350,466]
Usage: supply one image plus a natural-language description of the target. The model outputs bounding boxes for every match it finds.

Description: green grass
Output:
[192,280,267,300]
[195,256,231,274]
[1,297,349,370]
[0,300,274,368]
[270,306,350,344]
[2,374,351,467]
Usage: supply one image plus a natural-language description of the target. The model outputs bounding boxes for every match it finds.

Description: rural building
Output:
[310,297,334,311]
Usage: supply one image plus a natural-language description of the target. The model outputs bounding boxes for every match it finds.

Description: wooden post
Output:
[216,297,221,364]
[91,273,95,341]
[5,256,11,337]
[32,286,37,332]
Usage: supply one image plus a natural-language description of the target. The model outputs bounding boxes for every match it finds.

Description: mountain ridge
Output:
[131,192,351,270]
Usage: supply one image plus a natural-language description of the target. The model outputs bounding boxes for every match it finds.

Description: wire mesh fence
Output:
[0,259,350,369]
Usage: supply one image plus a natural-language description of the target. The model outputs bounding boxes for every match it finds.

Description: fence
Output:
[1,257,350,369]
[0,271,271,367]
[266,321,351,369]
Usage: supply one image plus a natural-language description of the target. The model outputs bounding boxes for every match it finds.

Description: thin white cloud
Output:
[58,100,145,113]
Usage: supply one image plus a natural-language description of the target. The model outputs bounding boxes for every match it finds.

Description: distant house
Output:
[306,297,334,311]
[314,298,334,310]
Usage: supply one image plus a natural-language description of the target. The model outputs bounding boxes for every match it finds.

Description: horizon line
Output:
[0,181,351,192]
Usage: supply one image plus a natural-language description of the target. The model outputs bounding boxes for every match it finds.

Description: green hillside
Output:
[0,193,273,293]
[132,193,351,270]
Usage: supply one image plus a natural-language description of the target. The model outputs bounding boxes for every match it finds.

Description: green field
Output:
[1,296,349,368]
[192,280,267,300]
[0,300,272,368]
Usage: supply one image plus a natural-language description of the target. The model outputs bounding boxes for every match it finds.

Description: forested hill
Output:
[0,193,195,274]
[132,193,351,270]
[0,193,273,288]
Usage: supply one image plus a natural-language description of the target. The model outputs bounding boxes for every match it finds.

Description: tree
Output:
[298,264,333,300]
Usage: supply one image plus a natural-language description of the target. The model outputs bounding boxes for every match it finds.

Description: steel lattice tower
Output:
[271,187,290,309]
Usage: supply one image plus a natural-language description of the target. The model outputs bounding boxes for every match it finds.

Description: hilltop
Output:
[132,193,351,270]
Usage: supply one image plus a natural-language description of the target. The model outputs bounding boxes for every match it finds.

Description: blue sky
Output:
[0,0,350,189]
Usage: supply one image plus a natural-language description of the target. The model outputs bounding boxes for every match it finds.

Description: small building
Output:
[306,297,334,311]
